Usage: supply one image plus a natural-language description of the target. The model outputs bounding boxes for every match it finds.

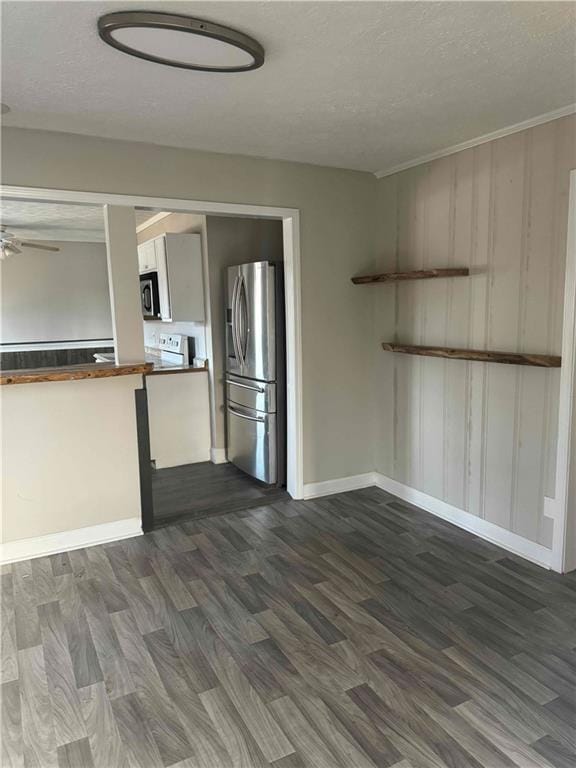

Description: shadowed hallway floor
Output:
[2,486,576,768]
[151,461,290,525]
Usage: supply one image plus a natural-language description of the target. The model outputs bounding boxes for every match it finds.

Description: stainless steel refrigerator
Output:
[225,261,285,485]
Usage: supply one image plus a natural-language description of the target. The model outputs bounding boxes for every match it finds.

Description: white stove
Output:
[94,333,193,369]
[148,333,191,367]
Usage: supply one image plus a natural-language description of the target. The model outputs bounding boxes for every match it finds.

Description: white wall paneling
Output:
[375,115,576,564]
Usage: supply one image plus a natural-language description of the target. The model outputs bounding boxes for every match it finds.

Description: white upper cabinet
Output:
[164,234,205,322]
[139,233,205,323]
[137,239,157,272]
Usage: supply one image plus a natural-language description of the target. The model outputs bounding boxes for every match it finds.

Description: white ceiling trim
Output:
[0,187,295,218]
[374,103,576,179]
[19,231,105,243]
[135,211,171,233]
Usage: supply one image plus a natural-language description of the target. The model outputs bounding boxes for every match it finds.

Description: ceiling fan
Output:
[0,226,61,260]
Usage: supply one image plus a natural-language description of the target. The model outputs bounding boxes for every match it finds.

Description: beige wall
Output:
[1,375,142,543]
[0,240,112,344]
[205,215,284,451]
[373,114,576,547]
[2,128,379,484]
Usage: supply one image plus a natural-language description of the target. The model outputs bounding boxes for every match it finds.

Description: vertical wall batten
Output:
[510,132,531,537]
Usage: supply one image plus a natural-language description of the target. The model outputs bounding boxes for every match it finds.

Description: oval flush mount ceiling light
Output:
[98,11,264,72]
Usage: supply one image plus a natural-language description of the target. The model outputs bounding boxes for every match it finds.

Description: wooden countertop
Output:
[0,362,153,385]
[95,350,208,376]
[146,364,208,376]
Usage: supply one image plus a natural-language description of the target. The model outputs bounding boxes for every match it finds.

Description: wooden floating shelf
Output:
[352,267,469,285]
[381,343,561,368]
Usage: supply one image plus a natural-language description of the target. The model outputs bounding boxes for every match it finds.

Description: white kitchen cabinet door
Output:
[147,371,211,468]
[164,234,205,322]
[138,240,157,273]
[138,233,205,322]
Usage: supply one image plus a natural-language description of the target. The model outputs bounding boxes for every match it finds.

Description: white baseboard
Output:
[155,452,211,469]
[303,471,553,569]
[210,447,228,464]
[0,517,142,565]
[302,472,375,499]
[4,473,552,568]
[373,473,552,569]
[544,495,565,572]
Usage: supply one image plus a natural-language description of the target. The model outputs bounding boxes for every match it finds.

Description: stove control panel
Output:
[158,333,185,353]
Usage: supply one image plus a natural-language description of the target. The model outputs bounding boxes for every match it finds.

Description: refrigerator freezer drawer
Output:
[226,375,276,413]
[227,404,277,484]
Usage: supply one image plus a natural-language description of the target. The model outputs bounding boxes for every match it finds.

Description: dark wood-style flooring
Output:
[152,461,289,525]
[2,486,576,768]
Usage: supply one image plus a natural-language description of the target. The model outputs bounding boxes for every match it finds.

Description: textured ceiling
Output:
[0,201,158,241]
[2,1,575,173]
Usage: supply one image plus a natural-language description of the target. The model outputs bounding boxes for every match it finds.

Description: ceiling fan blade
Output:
[19,241,61,252]
[1,243,21,258]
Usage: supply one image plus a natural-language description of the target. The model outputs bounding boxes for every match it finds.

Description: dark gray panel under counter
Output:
[0,347,114,370]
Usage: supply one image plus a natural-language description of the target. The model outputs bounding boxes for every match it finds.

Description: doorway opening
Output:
[1,186,304,534]
[134,209,291,525]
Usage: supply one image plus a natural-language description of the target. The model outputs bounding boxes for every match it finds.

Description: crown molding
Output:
[374,103,576,179]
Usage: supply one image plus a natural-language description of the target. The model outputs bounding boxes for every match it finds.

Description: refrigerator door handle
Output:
[231,275,241,364]
[238,274,248,366]
[227,405,265,423]
[233,275,243,366]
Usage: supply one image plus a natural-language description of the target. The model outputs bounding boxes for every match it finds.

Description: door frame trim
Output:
[548,169,576,572]
[1,185,305,501]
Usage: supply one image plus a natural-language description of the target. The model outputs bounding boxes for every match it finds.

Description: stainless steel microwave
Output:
[140,272,160,319]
